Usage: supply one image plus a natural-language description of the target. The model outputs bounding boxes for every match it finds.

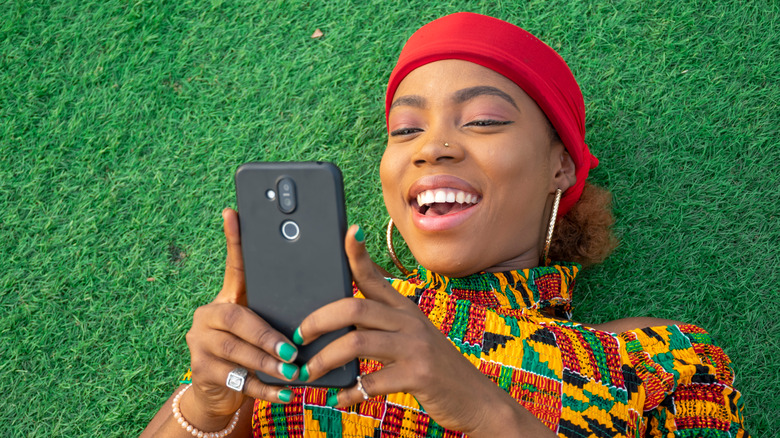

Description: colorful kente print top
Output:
[245,263,749,437]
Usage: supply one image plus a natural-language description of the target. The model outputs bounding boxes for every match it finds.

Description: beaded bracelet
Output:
[172,384,241,437]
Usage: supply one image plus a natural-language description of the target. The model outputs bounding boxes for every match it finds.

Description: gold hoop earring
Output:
[541,188,563,266]
[386,218,411,276]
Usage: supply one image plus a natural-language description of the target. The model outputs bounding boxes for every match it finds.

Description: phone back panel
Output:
[235,162,357,387]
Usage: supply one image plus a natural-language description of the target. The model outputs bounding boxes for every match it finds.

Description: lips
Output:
[407,175,482,231]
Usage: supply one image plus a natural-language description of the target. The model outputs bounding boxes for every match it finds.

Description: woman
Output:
[143,12,749,437]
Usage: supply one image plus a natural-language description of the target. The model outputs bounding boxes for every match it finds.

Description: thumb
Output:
[215,208,247,305]
[345,225,407,308]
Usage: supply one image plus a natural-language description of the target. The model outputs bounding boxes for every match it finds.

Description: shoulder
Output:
[588,316,686,333]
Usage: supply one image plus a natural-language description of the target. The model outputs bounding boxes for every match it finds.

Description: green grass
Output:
[1,0,777,436]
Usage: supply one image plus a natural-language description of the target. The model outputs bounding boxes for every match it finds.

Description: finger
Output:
[197,303,298,363]
[300,330,401,383]
[295,297,406,346]
[328,367,405,408]
[202,329,299,382]
[199,357,294,404]
[345,225,409,308]
[216,208,246,305]
[244,375,294,404]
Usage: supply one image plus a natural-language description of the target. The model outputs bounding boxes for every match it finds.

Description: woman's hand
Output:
[294,226,555,437]
[183,208,299,422]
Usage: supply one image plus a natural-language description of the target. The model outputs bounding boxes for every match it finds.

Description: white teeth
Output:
[414,189,480,207]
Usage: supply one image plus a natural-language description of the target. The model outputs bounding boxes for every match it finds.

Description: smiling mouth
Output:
[412,188,481,216]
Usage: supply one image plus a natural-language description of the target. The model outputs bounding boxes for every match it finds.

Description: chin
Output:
[413,247,484,278]
[402,229,493,278]
[409,236,540,277]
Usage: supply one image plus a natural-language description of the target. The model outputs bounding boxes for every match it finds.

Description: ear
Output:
[550,144,576,192]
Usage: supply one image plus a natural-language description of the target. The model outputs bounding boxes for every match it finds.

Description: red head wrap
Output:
[385,12,598,217]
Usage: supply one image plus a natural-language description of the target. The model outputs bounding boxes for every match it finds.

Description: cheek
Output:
[379,148,395,190]
[485,148,543,189]
[482,144,551,225]
[379,148,402,211]
[489,136,552,184]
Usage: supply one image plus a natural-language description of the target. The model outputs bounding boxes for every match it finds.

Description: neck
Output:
[483,249,542,273]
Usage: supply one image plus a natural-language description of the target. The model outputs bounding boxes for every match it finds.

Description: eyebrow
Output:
[389,85,519,112]
[453,86,518,109]
[389,95,427,110]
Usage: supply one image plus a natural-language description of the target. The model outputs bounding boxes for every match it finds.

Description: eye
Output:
[464,119,514,127]
[389,127,423,137]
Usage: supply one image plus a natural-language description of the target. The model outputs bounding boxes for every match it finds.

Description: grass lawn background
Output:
[1,0,777,436]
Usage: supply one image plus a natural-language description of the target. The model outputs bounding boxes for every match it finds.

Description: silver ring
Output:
[226,367,248,392]
[356,374,370,400]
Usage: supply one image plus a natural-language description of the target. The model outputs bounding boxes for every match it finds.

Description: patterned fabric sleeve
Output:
[621,324,750,437]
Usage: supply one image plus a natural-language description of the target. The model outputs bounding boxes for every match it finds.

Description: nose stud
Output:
[444,142,449,147]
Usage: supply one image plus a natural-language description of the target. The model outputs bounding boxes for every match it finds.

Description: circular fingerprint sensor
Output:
[280,220,300,241]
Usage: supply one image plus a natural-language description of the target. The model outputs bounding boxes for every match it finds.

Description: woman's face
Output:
[381,60,571,277]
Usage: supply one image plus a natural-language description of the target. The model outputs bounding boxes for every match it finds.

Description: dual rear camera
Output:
[265,177,296,212]
[266,177,299,241]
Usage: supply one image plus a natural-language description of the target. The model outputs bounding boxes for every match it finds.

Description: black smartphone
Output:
[235,161,358,387]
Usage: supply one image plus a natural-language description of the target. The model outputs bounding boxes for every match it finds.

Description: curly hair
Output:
[548,182,618,268]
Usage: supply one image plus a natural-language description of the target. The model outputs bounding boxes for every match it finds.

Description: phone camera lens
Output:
[276,177,297,213]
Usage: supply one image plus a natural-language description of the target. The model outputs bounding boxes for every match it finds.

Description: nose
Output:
[411,133,464,166]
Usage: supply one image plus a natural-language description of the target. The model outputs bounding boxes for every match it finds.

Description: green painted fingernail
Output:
[354,226,365,243]
[280,362,298,380]
[326,394,339,407]
[278,389,292,403]
[299,364,309,382]
[293,327,304,345]
[277,342,297,362]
